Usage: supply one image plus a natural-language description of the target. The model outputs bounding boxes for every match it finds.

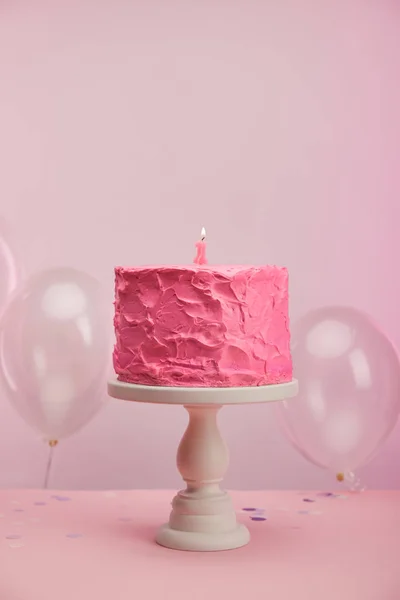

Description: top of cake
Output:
[113,264,292,388]
[115,264,284,274]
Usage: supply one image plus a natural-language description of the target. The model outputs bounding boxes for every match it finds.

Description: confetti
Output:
[251,517,267,522]
[303,498,315,503]
[5,535,21,540]
[316,492,336,498]
[242,508,257,512]
[66,533,83,539]
[52,495,71,502]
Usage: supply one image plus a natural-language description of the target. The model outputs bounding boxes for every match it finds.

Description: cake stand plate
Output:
[108,379,298,552]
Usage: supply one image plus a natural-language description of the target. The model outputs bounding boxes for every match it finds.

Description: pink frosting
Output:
[113,265,292,387]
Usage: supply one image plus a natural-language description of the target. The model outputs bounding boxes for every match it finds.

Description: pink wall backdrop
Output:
[0,0,399,490]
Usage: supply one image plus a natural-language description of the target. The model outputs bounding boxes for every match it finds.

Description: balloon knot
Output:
[48,440,58,448]
[336,472,344,482]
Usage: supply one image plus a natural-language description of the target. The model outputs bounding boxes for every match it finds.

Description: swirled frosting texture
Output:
[113,265,292,387]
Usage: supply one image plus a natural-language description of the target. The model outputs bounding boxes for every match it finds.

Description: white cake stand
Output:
[108,379,298,552]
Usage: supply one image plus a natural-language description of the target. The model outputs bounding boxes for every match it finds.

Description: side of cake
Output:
[113,264,292,387]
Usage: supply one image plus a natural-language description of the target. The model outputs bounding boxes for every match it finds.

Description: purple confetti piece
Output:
[242,508,257,512]
[34,502,47,506]
[250,517,267,522]
[5,535,21,540]
[66,533,83,539]
[316,492,336,498]
[303,498,316,503]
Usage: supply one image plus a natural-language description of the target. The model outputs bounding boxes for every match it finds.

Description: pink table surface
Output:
[0,489,399,600]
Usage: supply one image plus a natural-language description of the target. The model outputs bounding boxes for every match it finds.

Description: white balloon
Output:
[0,268,111,441]
[277,307,400,475]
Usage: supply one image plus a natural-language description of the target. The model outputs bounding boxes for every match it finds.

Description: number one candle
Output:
[194,227,207,265]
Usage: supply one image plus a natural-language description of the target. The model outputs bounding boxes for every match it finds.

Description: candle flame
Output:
[201,227,206,241]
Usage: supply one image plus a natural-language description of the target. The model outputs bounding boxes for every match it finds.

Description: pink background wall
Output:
[0,0,399,490]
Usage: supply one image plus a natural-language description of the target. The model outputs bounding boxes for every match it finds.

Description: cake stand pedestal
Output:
[108,379,298,552]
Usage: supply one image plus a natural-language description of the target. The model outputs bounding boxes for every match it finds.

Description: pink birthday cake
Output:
[113,264,292,387]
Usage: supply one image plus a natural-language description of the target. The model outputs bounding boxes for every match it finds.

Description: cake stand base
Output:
[156,522,250,552]
[108,379,298,552]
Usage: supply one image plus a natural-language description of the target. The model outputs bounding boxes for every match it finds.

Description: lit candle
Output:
[194,227,207,265]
